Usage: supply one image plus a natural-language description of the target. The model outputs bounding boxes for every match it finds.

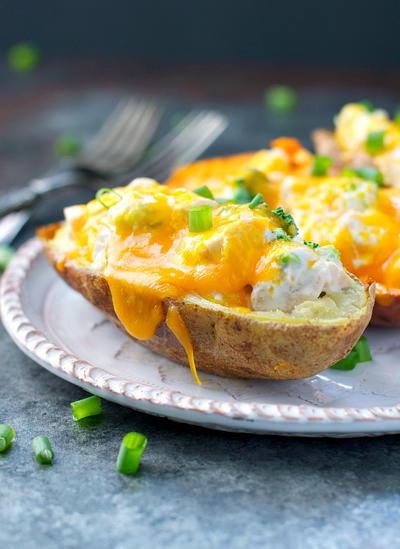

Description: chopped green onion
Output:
[32,436,54,465]
[366,130,385,154]
[188,205,213,232]
[0,245,14,271]
[359,100,374,112]
[304,240,319,249]
[280,252,301,266]
[55,134,81,157]
[265,86,298,114]
[7,42,40,72]
[342,166,384,187]
[331,335,372,370]
[232,179,253,204]
[311,155,332,177]
[70,395,102,421]
[272,228,291,241]
[193,185,214,200]
[248,193,263,209]
[0,424,15,452]
[116,432,147,474]
[95,188,122,209]
[355,335,372,363]
[394,107,400,127]
[271,206,298,236]
[330,347,359,370]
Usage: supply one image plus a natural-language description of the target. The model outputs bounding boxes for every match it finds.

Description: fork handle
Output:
[0,170,92,218]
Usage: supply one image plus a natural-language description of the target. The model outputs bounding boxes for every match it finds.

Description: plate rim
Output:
[2,237,400,429]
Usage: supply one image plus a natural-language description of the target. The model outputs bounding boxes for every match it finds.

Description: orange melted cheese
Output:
[52,179,309,383]
[168,143,400,293]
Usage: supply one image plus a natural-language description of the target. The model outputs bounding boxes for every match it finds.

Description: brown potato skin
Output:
[38,224,374,380]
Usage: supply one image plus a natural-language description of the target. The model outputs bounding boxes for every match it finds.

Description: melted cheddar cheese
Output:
[166,142,400,294]
[52,178,351,340]
[334,103,400,187]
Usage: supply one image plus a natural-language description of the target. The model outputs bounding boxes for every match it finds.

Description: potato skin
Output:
[38,224,374,380]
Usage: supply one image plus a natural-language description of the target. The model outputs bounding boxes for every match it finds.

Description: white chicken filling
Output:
[251,246,353,313]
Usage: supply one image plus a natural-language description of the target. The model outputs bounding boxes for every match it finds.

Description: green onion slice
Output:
[330,347,359,370]
[366,130,385,154]
[7,42,40,72]
[55,134,82,157]
[232,180,253,204]
[342,166,384,187]
[271,206,298,236]
[0,245,14,271]
[0,424,15,452]
[359,100,374,112]
[355,335,372,363]
[394,107,400,127]
[96,188,122,209]
[248,193,263,209]
[70,395,102,421]
[304,240,319,249]
[265,86,298,114]
[193,185,214,200]
[188,205,213,232]
[331,335,372,370]
[116,432,148,474]
[32,436,54,465]
[280,252,301,266]
[311,155,332,177]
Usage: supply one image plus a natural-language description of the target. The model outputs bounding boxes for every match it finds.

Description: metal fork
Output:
[0,108,227,245]
[119,110,228,183]
[0,98,162,220]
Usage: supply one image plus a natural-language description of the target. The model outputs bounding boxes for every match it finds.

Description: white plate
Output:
[2,238,400,437]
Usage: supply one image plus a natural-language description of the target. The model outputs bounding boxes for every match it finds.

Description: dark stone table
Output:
[1,61,400,548]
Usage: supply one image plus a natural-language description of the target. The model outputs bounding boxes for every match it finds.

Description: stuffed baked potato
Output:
[39,179,373,382]
[167,138,400,326]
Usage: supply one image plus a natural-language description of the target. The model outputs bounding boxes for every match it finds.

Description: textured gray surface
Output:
[2,87,400,549]
[2,318,400,549]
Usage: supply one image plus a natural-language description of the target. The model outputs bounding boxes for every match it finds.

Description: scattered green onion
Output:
[366,130,385,154]
[0,424,15,452]
[188,205,213,233]
[95,188,122,209]
[355,335,372,363]
[330,335,372,371]
[55,134,82,157]
[359,100,374,112]
[193,185,214,200]
[7,42,40,72]
[32,436,54,465]
[272,228,290,241]
[70,395,102,421]
[304,240,319,249]
[311,155,332,177]
[232,179,253,204]
[280,252,301,266]
[248,193,263,209]
[342,166,384,187]
[394,107,400,127]
[0,245,14,271]
[116,432,147,474]
[271,206,298,236]
[265,85,298,114]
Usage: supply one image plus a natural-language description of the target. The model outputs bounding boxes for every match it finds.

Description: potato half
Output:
[39,223,374,380]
